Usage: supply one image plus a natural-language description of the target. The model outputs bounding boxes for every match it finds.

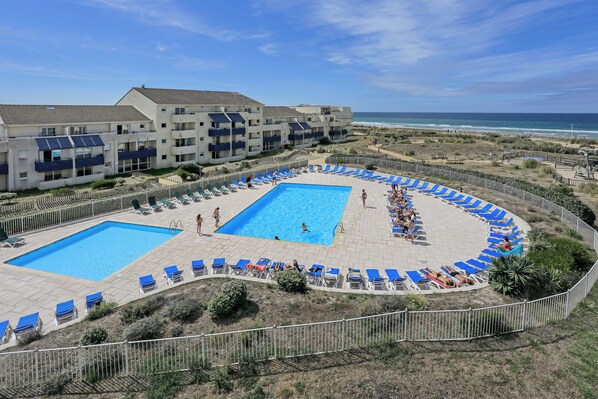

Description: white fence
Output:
[0,160,308,236]
[0,157,597,395]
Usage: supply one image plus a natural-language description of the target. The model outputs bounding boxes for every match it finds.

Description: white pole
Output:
[571,124,574,139]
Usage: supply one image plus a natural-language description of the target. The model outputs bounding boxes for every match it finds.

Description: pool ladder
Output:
[169,220,183,232]
[333,222,344,235]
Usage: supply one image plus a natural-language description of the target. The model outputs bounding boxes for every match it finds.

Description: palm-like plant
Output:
[489,256,537,297]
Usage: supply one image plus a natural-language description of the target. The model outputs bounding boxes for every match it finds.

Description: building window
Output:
[44,171,62,181]
[140,124,145,129]
[19,172,27,179]
[18,151,28,159]
[174,107,186,115]
[161,108,166,112]
[105,162,112,167]
[199,137,204,141]
[161,123,167,128]
[162,155,167,160]
[199,122,204,126]
[77,167,92,177]
[39,127,56,136]
[200,153,204,157]
[161,139,166,144]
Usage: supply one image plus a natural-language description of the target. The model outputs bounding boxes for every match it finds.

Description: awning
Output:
[71,135,104,148]
[208,113,230,123]
[226,113,245,123]
[35,136,73,151]
[288,122,304,131]
[299,122,311,130]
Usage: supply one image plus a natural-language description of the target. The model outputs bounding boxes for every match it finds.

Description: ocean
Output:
[353,112,598,138]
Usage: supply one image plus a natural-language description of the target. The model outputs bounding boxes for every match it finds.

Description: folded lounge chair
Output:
[323,268,340,287]
[163,265,184,284]
[385,269,407,290]
[220,185,232,194]
[147,196,163,211]
[202,189,214,198]
[85,292,103,314]
[55,300,77,325]
[405,270,430,290]
[230,259,250,275]
[0,320,12,344]
[174,192,190,205]
[139,274,157,293]
[191,259,206,276]
[212,258,227,274]
[132,199,151,215]
[13,313,43,343]
[366,269,386,290]
[185,189,202,201]
[0,228,25,248]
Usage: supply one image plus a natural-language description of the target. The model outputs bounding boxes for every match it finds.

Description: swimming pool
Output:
[6,221,180,281]
[217,183,352,245]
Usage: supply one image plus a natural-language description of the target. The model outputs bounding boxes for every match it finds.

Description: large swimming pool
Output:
[6,221,180,281]
[217,183,352,245]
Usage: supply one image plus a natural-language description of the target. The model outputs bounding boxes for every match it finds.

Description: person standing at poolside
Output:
[361,189,367,208]
[213,207,221,228]
[196,214,203,235]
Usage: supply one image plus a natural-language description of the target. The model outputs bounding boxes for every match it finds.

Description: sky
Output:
[0,0,597,112]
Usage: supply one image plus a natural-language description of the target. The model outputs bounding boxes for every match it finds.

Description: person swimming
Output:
[301,223,310,232]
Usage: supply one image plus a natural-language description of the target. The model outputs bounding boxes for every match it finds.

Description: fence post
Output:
[403,309,409,341]
[565,289,570,317]
[273,326,278,359]
[541,198,545,211]
[576,218,580,232]
[34,349,39,383]
[341,319,346,351]
[561,207,564,222]
[521,300,527,331]
[59,209,62,225]
[91,202,95,216]
[200,334,206,367]
[124,340,129,376]
[467,308,472,339]
[585,275,589,296]
[77,345,84,381]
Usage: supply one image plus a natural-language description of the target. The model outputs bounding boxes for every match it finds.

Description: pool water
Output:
[217,183,352,245]
[6,221,180,281]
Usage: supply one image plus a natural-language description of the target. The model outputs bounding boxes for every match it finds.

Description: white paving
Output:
[0,170,528,337]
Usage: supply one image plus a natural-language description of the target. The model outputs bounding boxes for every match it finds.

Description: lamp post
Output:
[571,124,574,140]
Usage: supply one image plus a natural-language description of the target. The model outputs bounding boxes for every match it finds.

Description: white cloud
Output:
[258,43,278,55]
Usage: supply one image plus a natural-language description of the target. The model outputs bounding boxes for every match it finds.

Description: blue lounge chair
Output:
[466,259,491,271]
[469,204,493,214]
[132,199,151,215]
[346,168,361,176]
[321,165,331,173]
[139,275,157,293]
[489,226,519,239]
[361,171,374,180]
[385,269,407,290]
[230,259,251,275]
[335,166,346,174]
[0,227,25,248]
[414,182,429,191]
[461,199,482,210]
[481,248,501,258]
[453,196,473,206]
[421,184,440,194]
[55,300,77,325]
[489,237,523,248]
[478,255,493,263]
[404,180,421,190]
[497,244,524,257]
[328,165,339,174]
[389,176,404,184]
[307,264,324,285]
[247,258,271,278]
[488,231,520,242]
[444,194,464,204]
[489,217,514,228]
[437,190,457,200]
[477,208,501,220]
[212,258,227,274]
[354,170,368,178]
[232,180,247,189]
[308,164,315,172]
[323,267,340,287]
[346,268,364,289]
[398,178,412,186]
[405,270,430,290]
[85,292,103,314]
[13,313,42,342]
[191,260,206,276]
[163,265,184,284]
[482,209,507,222]
[366,269,386,290]
[430,187,448,196]
[452,263,487,283]
[382,175,396,184]
[0,320,12,344]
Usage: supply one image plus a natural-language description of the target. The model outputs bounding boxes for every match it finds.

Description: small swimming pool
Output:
[6,221,180,281]
[217,183,352,245]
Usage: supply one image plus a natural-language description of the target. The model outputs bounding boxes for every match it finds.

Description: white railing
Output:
[0,157,597,395]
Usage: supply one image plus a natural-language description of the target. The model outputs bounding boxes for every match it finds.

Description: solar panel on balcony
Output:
[35,137,74,151]
[298,122,311,130]
[71,135,105,147]
[288,122,304,130]
[208,113,230,123]
[226,113,245,123]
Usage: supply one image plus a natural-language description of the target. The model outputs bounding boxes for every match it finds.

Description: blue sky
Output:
[1,0,597,112]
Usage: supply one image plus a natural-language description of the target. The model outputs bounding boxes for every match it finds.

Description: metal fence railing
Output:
[0,160,308,236]
[0,156,597,395]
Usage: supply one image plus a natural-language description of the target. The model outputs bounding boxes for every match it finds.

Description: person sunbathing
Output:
[444,266,475,286]
[497,236,512,252]
[424,269,456,288]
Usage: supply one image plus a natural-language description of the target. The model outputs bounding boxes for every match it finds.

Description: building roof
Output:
[263,106,305,118]
[0,105,150,126]
[130,87,263,106]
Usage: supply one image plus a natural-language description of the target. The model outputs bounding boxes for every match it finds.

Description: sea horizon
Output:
[353,112,598,139]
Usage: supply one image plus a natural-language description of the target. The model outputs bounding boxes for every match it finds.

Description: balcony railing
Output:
[232,128,246,135]
[75,155,104,168]
[209,128,246,137]
[35,158,73,173]
[0,162,8,175]
[263,136,281,143]
[118,148,157,161]
[209,141,246,152]
[312,131,324,138]
[329,130,344,137]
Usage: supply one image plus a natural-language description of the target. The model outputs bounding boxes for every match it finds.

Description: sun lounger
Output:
[366,269,386,290]
[453,262,487,283]
[323,268,340,287]
[414,182,429,191]
[453,196,473,207]
[212,258,227,274]
[308,164,315,172]
[147,196,163,211]
[478,255,493,263]
[321,165,331,173]
[429,187,447,196]
[421,184,440,194]
[420,268,453,289]
[228,182,239,192]
[466,259,491,271]
[202,189,214,198]
[132,199,151,215]
[461,199,482,210]
[469,204,493,215]
[139,275,157,293]
[191,260,206,276]
[441,266,480,285]
[246,258,270,278]
[211,187,223,196]
[385,269,407,290]
[382,175,396,183]
[174,192,190,205]
[55,300,77,325]
[327,165,339,174]
[335,166,347,174]
[437,190,457,200]
[230,259,251,275]
[160,199,177,208]
[306,264,324,285]
[13,313,42,342]
[163,265,184,284]
[361,171,374,180]
[346,168,361,176]
[444,194,464,204]
[405,270,430,290]
[0,228,25,248]
[346,268,364,289]
[482,209,507,222]
[220,185,232,194]
[398,178,412,186]
[0,320,12,344]
[232,180,247,189]
[85,292,103,314]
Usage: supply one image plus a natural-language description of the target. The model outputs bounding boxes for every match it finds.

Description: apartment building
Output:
[0,87,352,191]
[0,105,153,191]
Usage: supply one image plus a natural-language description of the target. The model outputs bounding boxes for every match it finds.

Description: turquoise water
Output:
[217,183,352,245]
[7,221,180,281]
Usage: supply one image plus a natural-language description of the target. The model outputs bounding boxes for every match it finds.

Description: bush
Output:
[0,192,17,201]
[547,237,594,271]
[210,368,233,394]
[491,160,501,167]
[146,372,181,399]
[579,182,598,196]
[178,163,202,175]
[208,281,248,319]
[121,296,163,324]
[49,188,75,196]
[189,355,211,384]
[404,294,427,310]
[359,300,383,316]
[176,169,198,181]
[275,270,307,293]
[80,326,108,346]
[523,158,539,169]
[91,179,116,190]
[550,184,574,196]
[563,226,583,240]
[318,137,331,145]
[404,150,415,156]
[84,301,118,321]
[365,162,376,170]
[40,373,70,395]
[349,147,358,155]
[527,228,550,243]
[170,324,185,338]
[540,165,554,175]
[123,316,163,341]
[316,145,325,153]
[167,296,203,323]
[114,177,126,186]
[489,256,537,297]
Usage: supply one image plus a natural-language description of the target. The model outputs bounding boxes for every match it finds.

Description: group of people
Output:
[196,207,220,236]
[387,184,417,243]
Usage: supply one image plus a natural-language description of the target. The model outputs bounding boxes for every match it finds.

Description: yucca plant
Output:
[489,256,537,297]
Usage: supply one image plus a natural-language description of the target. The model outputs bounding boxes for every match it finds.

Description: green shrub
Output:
[275,270,307,293]
[170,324,185,338]
[146,372,181,399]
[547,237,594,271]
[349,147,358,155]
[550,184,574,196]
[491,160,501,167]
[489,256,537,297]
[563,226,584,240]
[527,228,550,243]
[318,137,331,145]
[40,373,70,395]
[405,150,415,156]
[121,296,163,324]
[365,162,376,170]
[0,192,17,201]
[316,145,325,153]
[359,300,383,316]
[579,182,598,196]
[210,368,233,394]
[404,294,427,310]
[80,326,108,346]
[523,158,539,169]
[540,165,555,175]
[178,163,202,175]
[189,355,211,384]
[167,296,203,323]
[91,179,116,190]
[123,316,163,341]
[84,301,117,321]
[221,167,230,174]
[511,164,520,170]
[50,187,75,196]
[294,382,306,394]
[208,280,248,319]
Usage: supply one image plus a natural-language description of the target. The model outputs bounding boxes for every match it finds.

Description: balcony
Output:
[209,127,245,137]
[75,155,105,168]
[171,145,196,155]
[329,130,343,137]
[171,113,196,123]
[232,127,246,135]
[171,129,196,139]
[312,131,324,138]
[35,158,72,172]
[118,148,157,160]
[0,162,7,175]
[288,134,306,141]
[263,136,281,143]
[209,141,245,152]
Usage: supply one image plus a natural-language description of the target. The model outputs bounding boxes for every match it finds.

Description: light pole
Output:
[571,124,574,140]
